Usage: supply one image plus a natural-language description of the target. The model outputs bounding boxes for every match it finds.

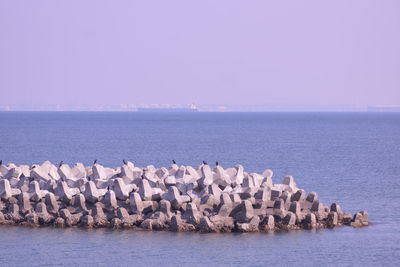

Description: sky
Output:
[0,1,399,107]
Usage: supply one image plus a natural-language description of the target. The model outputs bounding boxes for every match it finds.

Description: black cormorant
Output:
[94,159,97,165]
[172,160,176,164]
[59,161,63,167]
[123,159,127,165]
[202,161,207,165]
[216,161,219,166]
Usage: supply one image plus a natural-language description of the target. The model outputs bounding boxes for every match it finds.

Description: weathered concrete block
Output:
[230,193,241,204]
[54,181,73,203]
[28,181,46,202]
[209,215,234,232]
[198,165,213,187]
[343,212,353,225]
[208,184,222,200]
[237,215,260,232]
[231,164,244,186]
[273,199,285,210]
[351,210,369,227]
[138,179,153,201]
[330,203,343,214]
[242,176,255,188]
[113,178,130,200]
[304,213,317,229]
[283,212,296,227]
[71,163,86,179]
[311,200,323,212]
[31,166,51,182]
[92,164,107,180]
[260,215,275,231]
[159,199,172,217]
[282,175,296,187]
[121,163,135,179]
[5,203,23,222]
[262,169,273,180]
[164,175,177,186]
[130,192,144,214]
[229,200,254,223]
[18,192,32,213]
[72,194,88,212]
[220,193,232,206]
[55,217,65,228]
[213,166,231,188]
[199,216,216,232]
[4,168,22,180]
[103,190,118,209]
[306,192,318,202]
[291,189,306,202]
[218,204,233,217]
[142,201,158,214]
[0,179,12,199]
[289,201,301,215]
[81,215,94,228]
[84,181,102,203]
[200,194,220,211]
[327,211,338,228]
[182,203,201,225]
[162,186,182,209]
[155,167,168,180]
[280,191,292,203]
[45,193,59,214]
[168,164,179,176]
[271,189,281,200]
[60,209,78,226]
[254,188,271,201]
[170,215,196,232]
[58,164,74,180]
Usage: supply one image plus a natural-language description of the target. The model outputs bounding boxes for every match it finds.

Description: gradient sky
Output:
[0,1,399,106]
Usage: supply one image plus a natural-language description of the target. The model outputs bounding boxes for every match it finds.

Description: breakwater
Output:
[0,161,368,232]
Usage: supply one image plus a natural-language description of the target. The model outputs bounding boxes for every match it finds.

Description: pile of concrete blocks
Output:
[0,161,369,232]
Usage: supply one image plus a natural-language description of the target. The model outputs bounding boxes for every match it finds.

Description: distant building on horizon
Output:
[137,103,198,112]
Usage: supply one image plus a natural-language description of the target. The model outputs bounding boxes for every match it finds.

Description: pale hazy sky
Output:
[0,1,399,106]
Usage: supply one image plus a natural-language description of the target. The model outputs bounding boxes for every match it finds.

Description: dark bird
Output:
[123,159,127,165]
[31,165,36,169]
[0,160,2,166]
[216,161,219,166]
[59,161,63,167]
[107,185,110,191]
[202,161,207,165]
[172,160,176,164]
[94,159,97,165]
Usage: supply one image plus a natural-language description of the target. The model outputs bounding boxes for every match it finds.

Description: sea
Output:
[0,112,399,266]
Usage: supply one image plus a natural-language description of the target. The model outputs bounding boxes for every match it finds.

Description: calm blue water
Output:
[0,112,399,266]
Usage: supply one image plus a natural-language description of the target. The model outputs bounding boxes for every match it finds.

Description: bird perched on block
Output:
[203,161,207,165]
[59,161,63,167]
[123,159,127,165]
[216,161,219,166]
[0,160,2,166]
[93,159,97,165]
[172,159,176,164]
